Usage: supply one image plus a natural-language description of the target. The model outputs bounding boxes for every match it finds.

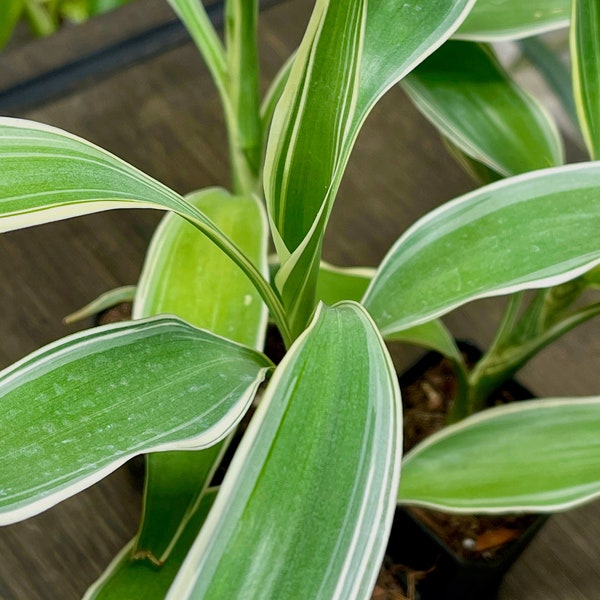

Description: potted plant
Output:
[0,1,599,599]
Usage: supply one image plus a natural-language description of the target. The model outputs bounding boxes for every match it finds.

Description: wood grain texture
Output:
[0,0,598,598]
[0,0,177,91]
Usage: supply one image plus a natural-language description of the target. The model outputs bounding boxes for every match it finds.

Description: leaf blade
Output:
[571,0,600,159]
[403,41,563,177]
[166,302,402,599]
[399,397,600,512]
[264,0,474,335]
[0,317,271,524]
[134,188,268,347]
[363,163,600,335]
[316,262,374,305]
[84,490,218,600]
[455,0,570,41]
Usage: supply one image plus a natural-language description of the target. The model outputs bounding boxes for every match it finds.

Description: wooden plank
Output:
[0,0,177,91]
[0,0,597,597]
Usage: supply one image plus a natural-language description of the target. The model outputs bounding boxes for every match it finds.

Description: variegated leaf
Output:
[264,0,475,336]
[403,41,563,176]
[571,0,600,159]
[363,163,600,335]
[455,0,570,41]
[400,397,600,512]
[166,302,401,599]
[0,317,271,525]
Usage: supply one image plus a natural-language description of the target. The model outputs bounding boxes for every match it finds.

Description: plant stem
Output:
[225,0,262,196]
[467,290,600,414]
[486,292,524,357]
[166,0,242,188]
[457,293,525,414]
[446,357,471,423]
[168,0,262,196]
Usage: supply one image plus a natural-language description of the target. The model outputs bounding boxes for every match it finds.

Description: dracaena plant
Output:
[0,0,600,598]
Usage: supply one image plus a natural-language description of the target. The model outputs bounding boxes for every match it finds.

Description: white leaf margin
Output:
[362,161,600,335]
[400,396,600,513]
[166,302,402,600]
[0,316,271,525]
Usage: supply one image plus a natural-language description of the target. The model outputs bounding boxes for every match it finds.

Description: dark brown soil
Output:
[96,301,133,325]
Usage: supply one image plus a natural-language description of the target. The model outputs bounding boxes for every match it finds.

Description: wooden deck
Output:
[0,1,598,597]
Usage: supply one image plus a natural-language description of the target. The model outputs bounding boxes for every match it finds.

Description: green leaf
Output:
[455,0,570,41]
[130,188,268,565]
[266,0,475,248]
[363,162,600,335]
[315,262,374,305]
[0,316,271,525]
[0,0,24,49]
[84,490,218,600]
[260,53,294,142]
[399,397,600,512]
[352,0,475,141]
[166,302,402,599]
[265,0,366,252]
[571,0,600,159]
[132,447,225,564]
[403,41,563,177]
[264,0,474,336]
[0,117,290,344]
[384,320,462,364]
[134,188,268,346]
[0,118,197,230]
[63,285,136,325]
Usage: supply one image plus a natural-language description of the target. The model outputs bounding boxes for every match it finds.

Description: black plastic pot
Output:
[387,343,548,599]
[387,507,547,599]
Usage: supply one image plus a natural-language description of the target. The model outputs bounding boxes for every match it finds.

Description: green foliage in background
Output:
[0,0,132,48]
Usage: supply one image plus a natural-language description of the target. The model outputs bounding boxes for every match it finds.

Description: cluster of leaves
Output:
[0,0,131,48]
[399,1,600,421]
[0,0,599,598]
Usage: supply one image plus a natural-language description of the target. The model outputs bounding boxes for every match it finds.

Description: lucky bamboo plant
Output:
[0,0,600,598]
